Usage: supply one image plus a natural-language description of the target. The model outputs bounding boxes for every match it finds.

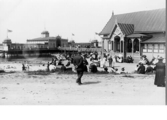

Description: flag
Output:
[72,33,75,36]
[95,32,99,35]
[7,29,12,32]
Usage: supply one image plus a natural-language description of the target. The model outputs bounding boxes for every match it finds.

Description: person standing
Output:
[22,63,26,71]
[47,62,50,72]
[108,55,113,67]
[112,55,116,67]
[73,52,84,85]
[154,57,166,87]
[100,54,107,68]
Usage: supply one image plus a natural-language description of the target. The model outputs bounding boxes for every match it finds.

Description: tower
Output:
[41,31,49,37]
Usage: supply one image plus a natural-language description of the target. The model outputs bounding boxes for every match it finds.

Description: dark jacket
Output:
[154,60,165,86]
[89,63,98,73]
[137,64,145,74]
[83,58,88,72]
[73,55,84,71]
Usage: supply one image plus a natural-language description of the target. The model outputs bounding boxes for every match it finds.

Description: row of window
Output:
[143,44,165,53]
[144,44,164,49]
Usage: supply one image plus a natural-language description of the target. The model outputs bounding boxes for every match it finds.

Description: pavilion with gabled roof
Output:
[99,8,165,60]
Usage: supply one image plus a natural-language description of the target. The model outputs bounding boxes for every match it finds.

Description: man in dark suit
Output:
[73,52,84,85]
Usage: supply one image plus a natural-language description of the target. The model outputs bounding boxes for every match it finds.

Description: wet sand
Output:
[0,71,165,105]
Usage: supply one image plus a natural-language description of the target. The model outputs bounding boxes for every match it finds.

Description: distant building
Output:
[68,39,99,48]
[0,30,101,55]
[27,31,69,48]
[99,8,165,60]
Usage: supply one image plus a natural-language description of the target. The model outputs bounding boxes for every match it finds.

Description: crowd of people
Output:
[135,55,165,74]
[1,51,165,86]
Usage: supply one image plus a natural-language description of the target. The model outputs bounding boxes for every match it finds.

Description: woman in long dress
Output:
[154,57,166,87]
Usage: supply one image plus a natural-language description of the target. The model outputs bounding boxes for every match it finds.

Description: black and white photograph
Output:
[0,0,166,106]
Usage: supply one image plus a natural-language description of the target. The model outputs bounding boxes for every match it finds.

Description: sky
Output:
[0,0,165,43]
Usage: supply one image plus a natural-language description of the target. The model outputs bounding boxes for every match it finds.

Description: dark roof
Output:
[91,40,98,43]
[118,23,134,35]
[141,33,165,43]
[3,38,12,44]
[4,38,11,41]
[41,31,49,34]
[127,33,148,38]
[100,8,165,35]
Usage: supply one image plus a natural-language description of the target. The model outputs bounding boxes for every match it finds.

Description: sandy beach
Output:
[0,70,165,105]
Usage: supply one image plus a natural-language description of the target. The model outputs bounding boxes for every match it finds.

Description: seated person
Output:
[137,63,145,74]
[90,56,94,61]
[117,54,123,63]
[104,66,108,72]
[120,67,126,74]
[58,60,63,65]
[89,63,98,73]
[144,57,149,65]
[138,58,146,65]
[145,65,154,73]
[60,64,66,72]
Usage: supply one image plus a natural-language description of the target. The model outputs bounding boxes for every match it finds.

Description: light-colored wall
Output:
[103,39,108,51]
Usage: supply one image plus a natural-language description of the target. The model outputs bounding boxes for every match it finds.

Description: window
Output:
[153,44,158,52]
[144,44,147,49]
[159,44,164,49]
[159,44,164,53]
[154,44,158,49]
[148,44,153,49]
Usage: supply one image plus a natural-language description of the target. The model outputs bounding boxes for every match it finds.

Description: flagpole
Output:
[7,30,8,38]
[6,29,12,38]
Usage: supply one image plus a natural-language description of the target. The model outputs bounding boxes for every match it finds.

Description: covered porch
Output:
[107,34,145,58]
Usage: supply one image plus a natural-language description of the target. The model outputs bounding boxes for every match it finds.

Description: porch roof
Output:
[141,33,165,43]
[117,23,134,36]
[127,33,147,38]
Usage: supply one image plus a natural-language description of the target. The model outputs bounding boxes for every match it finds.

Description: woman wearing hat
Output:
[154,57,166,87]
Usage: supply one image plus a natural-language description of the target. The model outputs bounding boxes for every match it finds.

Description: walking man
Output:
[73,52,84,85]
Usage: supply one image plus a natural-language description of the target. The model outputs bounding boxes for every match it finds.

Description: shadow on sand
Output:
[82,81,101,85]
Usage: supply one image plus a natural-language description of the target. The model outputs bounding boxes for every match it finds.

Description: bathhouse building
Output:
[99,8,165,60]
